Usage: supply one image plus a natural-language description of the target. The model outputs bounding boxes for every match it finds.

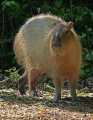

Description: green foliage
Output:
[5,67,20,81]
[1,0,21,16]
[80,50,93,79]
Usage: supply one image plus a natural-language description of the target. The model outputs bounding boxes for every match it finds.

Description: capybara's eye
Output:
[64,27,69,33]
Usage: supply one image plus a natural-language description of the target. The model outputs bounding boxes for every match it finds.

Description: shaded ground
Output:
[0,89,93,120]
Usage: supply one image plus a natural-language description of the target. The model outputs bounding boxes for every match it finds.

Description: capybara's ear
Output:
[67,21,74,30]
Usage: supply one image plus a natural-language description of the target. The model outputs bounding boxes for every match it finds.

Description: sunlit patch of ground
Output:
[0,88,93,120]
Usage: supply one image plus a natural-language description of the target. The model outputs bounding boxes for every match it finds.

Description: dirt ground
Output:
[0,89,93,120]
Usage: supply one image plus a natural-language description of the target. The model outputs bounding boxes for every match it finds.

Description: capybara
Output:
[14,14,82,102]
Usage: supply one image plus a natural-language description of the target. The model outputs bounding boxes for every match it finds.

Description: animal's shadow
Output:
[60,96,93,113]
[0,90,93,113]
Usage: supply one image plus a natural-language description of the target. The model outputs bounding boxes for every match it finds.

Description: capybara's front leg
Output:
[70,81,77,100]
[69,74,78,100]
[53,78,62,103]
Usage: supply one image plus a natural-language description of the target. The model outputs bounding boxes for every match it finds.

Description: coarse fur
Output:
[14,14,82,102]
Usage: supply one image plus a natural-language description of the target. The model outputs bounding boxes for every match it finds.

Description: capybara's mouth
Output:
[52,42,62,48]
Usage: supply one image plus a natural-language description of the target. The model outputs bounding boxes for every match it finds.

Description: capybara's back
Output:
[14,15,64,70]
[14,14,81,102]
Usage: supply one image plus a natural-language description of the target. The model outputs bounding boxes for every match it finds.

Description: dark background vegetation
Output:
[0,0,93,82]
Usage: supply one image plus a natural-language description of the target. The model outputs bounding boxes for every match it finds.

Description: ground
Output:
[0,88,93,120]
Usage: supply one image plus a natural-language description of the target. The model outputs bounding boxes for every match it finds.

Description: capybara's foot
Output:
[53,94,61,103]
[71,88,77,98]
[32,90,38,97]
[72,96,77,102]
[18,88,26,95]
[16,90,26,96]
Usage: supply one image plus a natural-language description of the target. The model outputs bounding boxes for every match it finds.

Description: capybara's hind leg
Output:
[18,69,39,96]
[18,71,27,95]
[27,69,32,96]
[27,66,41,96]
[25,59,34,96]
[30,69,41,96]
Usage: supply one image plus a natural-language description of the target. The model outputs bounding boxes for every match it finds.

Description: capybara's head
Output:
[51,21,74,48]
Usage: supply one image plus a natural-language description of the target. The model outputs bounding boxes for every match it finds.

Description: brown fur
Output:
[14,14,82,101]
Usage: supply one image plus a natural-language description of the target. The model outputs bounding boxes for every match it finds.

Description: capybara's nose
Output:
[52,42,61,48]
